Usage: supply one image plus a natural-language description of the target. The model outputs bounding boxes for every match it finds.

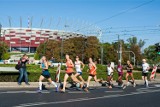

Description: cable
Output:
[75,0,155,32]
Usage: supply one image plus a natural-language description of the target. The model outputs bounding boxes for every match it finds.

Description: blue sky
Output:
[0,0,160,48]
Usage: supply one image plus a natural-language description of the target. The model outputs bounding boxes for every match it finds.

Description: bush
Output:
[1,52,10,60]
[0,64,155,82]
[34,53,40,60]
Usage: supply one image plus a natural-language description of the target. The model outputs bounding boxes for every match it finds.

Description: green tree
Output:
[35,36,100,63]
[0,42,10,60]
[126,36,144,64]
[143,45,160,64]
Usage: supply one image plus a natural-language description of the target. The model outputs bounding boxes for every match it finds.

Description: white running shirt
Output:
[142,63,149,73]
[75,61,81,72]
[107,66,113,75]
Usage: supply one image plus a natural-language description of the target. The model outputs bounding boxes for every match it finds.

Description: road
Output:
[0,84,160,107]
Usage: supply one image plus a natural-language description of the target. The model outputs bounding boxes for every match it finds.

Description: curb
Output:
[0,80,159,88]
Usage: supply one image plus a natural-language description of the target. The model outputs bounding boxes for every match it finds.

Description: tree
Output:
[0,42,10,60]
[143,45,160,64]
[138,39,146,49]
[127,36,137,46]
[35,36,100,63]
[126,36,145,64]
[103,42,117,64]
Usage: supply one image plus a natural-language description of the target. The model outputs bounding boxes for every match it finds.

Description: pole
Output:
[61,36,63,65]
[8,16,12,52]
[100,45,103,65]
[124,51,136,66]
[20,17,22,52]
[118,35,122,65]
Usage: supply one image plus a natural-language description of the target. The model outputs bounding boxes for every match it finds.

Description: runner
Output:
[74,56,85,82]
[117,61,126,89]
[107,62,114,88]
[61,54,85,93]
[142,59,150,88]
[86,58,101,88]
[150,64,158,81]
[38,56,58,92]
[125,60,136,87]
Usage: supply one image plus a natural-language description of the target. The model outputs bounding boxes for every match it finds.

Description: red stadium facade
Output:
[0,28,85,53]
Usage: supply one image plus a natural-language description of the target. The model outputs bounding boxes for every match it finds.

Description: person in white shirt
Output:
[142,59,150,88]
[74,56,85,82]
[107,62,114,88]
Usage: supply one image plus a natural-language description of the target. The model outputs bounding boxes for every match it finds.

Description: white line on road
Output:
[154,84,160,87]
[68,91,90,94]
[136,87,158,91]
[105,90,123,93]
[14,89,160,107]
[0,91,27,94]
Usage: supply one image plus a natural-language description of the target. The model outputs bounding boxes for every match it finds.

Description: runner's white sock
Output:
[145,80,148,86]
[39,81,42,90]
[51,81,57,87]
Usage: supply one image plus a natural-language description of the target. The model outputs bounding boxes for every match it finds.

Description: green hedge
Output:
[0,72,147,82]
[0,64,157,82]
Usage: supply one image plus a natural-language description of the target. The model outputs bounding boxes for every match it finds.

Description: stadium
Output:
[0,18,102,53]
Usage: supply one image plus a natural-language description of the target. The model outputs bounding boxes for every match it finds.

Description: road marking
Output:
[14,89,160,107]
[155,84,160,87]
[1,91,27,94]
[105,90,123,93]
[136,87,158,91]
[0,91,50,94]
[67,97,89,101]
[68,91,90,94]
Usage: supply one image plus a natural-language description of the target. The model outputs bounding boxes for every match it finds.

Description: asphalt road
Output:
[0,84,160,107]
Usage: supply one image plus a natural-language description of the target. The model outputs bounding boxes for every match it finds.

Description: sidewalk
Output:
[0,80,159,88]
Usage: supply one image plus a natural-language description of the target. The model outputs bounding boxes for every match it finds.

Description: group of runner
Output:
[37,54,151,92]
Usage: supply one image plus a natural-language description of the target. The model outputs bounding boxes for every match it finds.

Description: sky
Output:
[0,0,160,48]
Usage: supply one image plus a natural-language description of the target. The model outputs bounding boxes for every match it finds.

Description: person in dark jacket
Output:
[18,54,30,85]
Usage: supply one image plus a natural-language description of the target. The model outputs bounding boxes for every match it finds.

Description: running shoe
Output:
[146,85,149,88]
[60,89,65,93]
[133,83,136,87]
[17,82,21,85]
[127,82,130,86]
[56,85,59,92]
[25,83,30,86]
[37,89,42,93]
[122,85,126,89]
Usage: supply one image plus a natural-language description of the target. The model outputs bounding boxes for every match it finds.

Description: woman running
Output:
[107,62,114,88]
[117,61,126,89]
[61,54,82,93]
[86,58,101,88]
[125,60,136,87]
[38,56,58,92]
[74,56,85,82]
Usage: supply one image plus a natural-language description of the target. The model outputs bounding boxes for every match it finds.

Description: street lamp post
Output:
[124,51,136,66]
[60,35,64,65]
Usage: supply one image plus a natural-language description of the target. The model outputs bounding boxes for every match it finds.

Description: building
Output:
[0,28,87,53]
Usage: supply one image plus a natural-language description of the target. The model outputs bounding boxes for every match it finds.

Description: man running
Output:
[38,56,58,92]
[74,56,85,82]
[86,58,101,88]
[125,60,136,87]
[61,54,85,93]
[142,59,150,88]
